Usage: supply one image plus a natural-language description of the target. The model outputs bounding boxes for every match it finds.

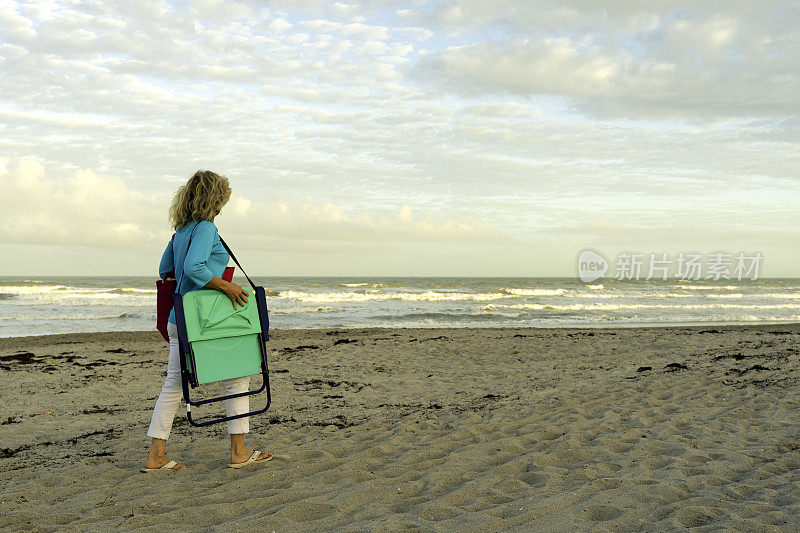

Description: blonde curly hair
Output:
[168,170,232,230]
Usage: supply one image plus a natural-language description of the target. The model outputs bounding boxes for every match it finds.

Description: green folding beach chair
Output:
[173,239,271,427]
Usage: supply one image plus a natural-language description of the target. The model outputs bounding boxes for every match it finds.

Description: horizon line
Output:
[0,275,796,281]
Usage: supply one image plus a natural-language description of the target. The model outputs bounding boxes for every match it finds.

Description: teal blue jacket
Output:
[159,220,230,325]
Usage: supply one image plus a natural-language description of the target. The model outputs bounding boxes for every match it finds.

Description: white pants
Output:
[147,321,250,439]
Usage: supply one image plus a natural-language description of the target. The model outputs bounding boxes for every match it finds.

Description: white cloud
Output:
[0,157,510,252]
[0,157,162,248]
[0,1,797,275]
[267,17,292,32]
[410,2,800,121]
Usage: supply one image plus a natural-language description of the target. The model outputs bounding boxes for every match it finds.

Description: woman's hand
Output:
[224,282,249,310]
[204,275,249,309]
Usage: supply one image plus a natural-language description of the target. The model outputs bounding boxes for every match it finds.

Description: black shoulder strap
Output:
[219,236,257,291]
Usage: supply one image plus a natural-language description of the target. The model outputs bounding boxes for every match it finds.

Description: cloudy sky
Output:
[1,0,798,277]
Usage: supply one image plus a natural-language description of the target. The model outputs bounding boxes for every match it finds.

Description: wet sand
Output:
[2,324,800,531]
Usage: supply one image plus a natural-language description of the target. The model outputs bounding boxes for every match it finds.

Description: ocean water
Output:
[1,276,799,338]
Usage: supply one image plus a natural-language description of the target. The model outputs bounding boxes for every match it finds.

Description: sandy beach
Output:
[2,324,800,531]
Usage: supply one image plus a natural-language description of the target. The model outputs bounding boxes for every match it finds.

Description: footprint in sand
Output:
[672,506,717,528]
[279,501,337,522]
[581,504,624,522]
[419,505,458,521]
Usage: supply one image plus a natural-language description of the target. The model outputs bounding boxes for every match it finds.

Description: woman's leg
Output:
[144,322,187,469]
[224,376,271,463]
[224,375,250,435]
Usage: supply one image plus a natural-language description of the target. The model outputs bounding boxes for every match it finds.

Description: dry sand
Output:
[2,324,800,531]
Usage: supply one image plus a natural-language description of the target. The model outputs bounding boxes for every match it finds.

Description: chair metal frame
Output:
[173,285,272,427]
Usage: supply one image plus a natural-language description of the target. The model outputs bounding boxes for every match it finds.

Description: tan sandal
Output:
[228,450,272,469]
[141,460,183,473]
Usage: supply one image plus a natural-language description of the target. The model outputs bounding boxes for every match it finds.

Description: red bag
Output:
[156,267,234,343]
[156,276,176,342]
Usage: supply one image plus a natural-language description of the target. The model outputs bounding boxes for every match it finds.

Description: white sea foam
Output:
[484,302,800,312]
[272,306,337,314]
[0,285,69,294]
[570,292,626,299]
[277,290,515,303]
[498,288,566,296]
[0,285,153,306]
[115,287,157,293]
[0,284,154,296]
[0,311,142,320]
[673,285,740,290]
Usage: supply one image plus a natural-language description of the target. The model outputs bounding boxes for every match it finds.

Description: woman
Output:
[143,170,272,471]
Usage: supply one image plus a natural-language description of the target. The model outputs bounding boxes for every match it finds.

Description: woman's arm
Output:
[183,222,217,287]
[158,235,175,279]
[184,222,249,309]
[205,275,249,310]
